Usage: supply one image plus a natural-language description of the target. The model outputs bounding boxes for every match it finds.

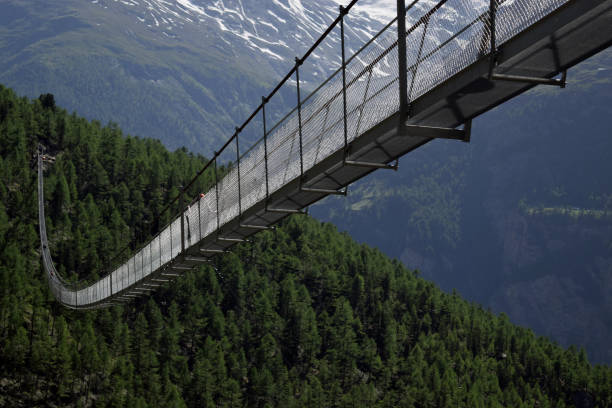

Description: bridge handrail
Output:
[38,0,572,307]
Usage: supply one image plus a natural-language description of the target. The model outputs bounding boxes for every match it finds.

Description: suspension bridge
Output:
[38,0,612,309]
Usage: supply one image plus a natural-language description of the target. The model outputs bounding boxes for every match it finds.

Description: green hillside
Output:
[1,85,611,407]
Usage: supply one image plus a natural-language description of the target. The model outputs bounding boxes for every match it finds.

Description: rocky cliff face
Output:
[488,210,612,363]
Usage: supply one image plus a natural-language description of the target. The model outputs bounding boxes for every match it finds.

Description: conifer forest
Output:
[1,85,611,407]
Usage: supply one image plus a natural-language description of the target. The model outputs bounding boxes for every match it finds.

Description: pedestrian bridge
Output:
[38,0,612,309]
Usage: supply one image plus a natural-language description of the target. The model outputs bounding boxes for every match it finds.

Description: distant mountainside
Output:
[0,0,268,152]
[312,48,612,364]
[2,84,611,407]
[87,0,384,76]
[0,0,471,153]
[0,0,389,153]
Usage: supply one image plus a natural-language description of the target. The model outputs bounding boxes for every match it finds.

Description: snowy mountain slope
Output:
[89,0,389,83]
[0,0,403,152]
[87,0,473,83]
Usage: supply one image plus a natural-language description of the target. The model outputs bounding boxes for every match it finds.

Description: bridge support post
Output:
[491,72,567,88]
[486,0,566,88]
[180,187,185,254]
[214,156,220,234]
[397,0,408,128]
[147,243,150,278]
[408,15,429,110]
[340,5,348,158]
[141,247,144,280]
[262,97,270,208]
[338,5,394,174]
[295,57,304,183]
[488,0,498,79]
[198,196,202,241]
[235,128,242,220]
[200,248,225,254]
[258,97,293,218]
[401,123,471,142]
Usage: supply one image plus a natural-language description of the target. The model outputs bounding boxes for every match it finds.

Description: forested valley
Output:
[1,84,611,407]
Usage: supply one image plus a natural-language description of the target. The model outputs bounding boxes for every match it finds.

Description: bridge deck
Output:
[38,0,612,309]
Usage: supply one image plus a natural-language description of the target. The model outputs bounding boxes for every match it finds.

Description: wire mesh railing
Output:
[38,0,571,308]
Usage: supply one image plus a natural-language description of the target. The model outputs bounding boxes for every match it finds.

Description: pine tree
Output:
[54,316,73,397]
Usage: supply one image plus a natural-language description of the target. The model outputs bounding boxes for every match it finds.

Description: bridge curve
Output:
[38,0,612,309]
